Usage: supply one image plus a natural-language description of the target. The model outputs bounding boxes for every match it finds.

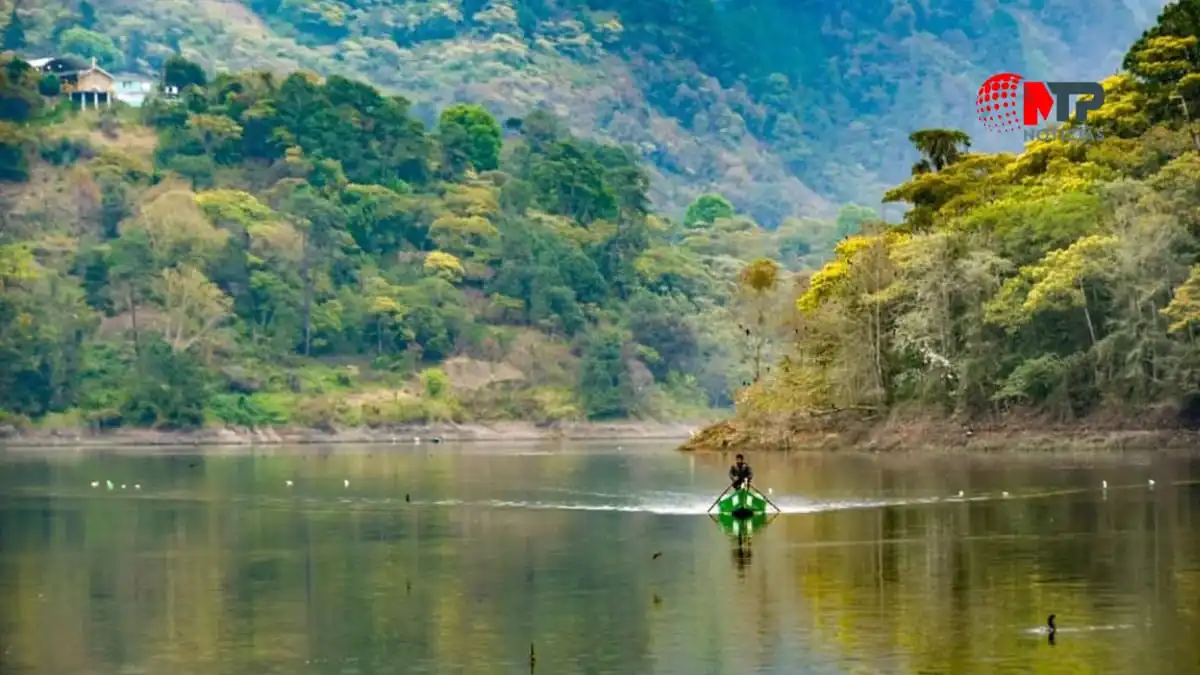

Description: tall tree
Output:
[2,5,24,51]
[79,0,96,29]
[908,129,972,174]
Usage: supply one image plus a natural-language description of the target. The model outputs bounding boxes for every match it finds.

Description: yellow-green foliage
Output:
[797,231,909,313]
[751,10,1200,422]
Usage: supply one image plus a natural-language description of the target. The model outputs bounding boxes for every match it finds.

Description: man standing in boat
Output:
[729,454,753,490]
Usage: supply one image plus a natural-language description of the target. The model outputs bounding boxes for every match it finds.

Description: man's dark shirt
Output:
[729,462,753,488]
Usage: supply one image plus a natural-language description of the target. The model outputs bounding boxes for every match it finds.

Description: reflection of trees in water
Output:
[0,450,679,675]
[779,462,1200,672]
[2,453,1200,674]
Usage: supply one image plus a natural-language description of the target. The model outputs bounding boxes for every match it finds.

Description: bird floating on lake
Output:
[1148,479,1155,486]
[134,484,140,490]
[1002,491,1009,497]
[106,480,113,490]
[1102,480,1108,489]
[957,490,964,497]
[285,480,293,487]
[652,551,662,560]
[90,481,99,488]
[343,479,350,488]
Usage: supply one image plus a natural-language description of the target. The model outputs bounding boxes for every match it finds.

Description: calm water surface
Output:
[1,442,1199,674]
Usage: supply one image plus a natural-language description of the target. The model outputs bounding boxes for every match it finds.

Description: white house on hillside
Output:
[112,73,157,107]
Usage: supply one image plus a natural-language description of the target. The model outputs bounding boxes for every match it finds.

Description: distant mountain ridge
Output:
[5,0,1173,225]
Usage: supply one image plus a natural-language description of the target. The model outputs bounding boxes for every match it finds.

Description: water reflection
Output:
[710,512,779,577]
[0,444,1197,674]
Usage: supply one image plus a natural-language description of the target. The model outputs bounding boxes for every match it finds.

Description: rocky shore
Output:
[0,420,705,450]
[678,412,1200,454]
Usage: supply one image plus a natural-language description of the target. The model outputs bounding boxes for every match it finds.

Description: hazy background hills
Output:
[7,0,1173,225]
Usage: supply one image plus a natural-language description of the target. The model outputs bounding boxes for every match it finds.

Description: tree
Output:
[738,258,780,384]
[0,59,43,123]
[437,103,502,178]
[79,0,96,29]
[2,6,24,51]
[120,337,209,429]
[163,55,207,90]
[154,265,234,357]
[531,141,618,224]
[834,203,877,239]
[122,187,229,267]
[0,245,96,417]
[38,74,61,97]
[270,180,349,356]
[361,272,409,355]
[578,328,635,419]
[908,129,972,174]
[684,193,735,228]
[58,28,124,70]
[0,121,33,181]
[424,251,465,283]
[108,229,158,356]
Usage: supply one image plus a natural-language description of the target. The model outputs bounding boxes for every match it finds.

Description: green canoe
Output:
[715,486,770,519]
[712,510,772,538]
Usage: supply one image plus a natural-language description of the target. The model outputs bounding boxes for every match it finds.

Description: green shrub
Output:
[421,367,450,398]
[38,73,61,97]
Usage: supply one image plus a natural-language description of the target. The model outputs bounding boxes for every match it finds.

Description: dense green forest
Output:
[4,0,1199,435]
[0,0,1171,227]
[0,47,858,431]
[727,0,1200,433]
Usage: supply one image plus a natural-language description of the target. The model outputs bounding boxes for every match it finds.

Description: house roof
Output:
[25,55,89,70]
[23,55,115,80]
[79,57,115,80]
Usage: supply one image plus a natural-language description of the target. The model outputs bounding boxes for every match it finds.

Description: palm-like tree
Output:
[908,129,972,174]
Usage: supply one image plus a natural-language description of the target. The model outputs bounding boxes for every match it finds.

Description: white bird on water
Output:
[134,484,141,490]
[344,479,350,488]
[285,480,293,487]
[90,481,99,488]
[1148,479,1156,487]
[1102,480,1108,489]
[1002,491,1010,497]
[957,490,965,498]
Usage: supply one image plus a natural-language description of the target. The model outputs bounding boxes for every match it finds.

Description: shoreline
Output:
[0,420,705,450]
[677,416,1200,454]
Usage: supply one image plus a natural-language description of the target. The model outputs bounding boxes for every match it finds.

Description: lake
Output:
[1,442,1199,674]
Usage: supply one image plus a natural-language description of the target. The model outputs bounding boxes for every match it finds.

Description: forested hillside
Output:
[0,0,1172,226]
[705,0,1200,443]
[0,54,856,431]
